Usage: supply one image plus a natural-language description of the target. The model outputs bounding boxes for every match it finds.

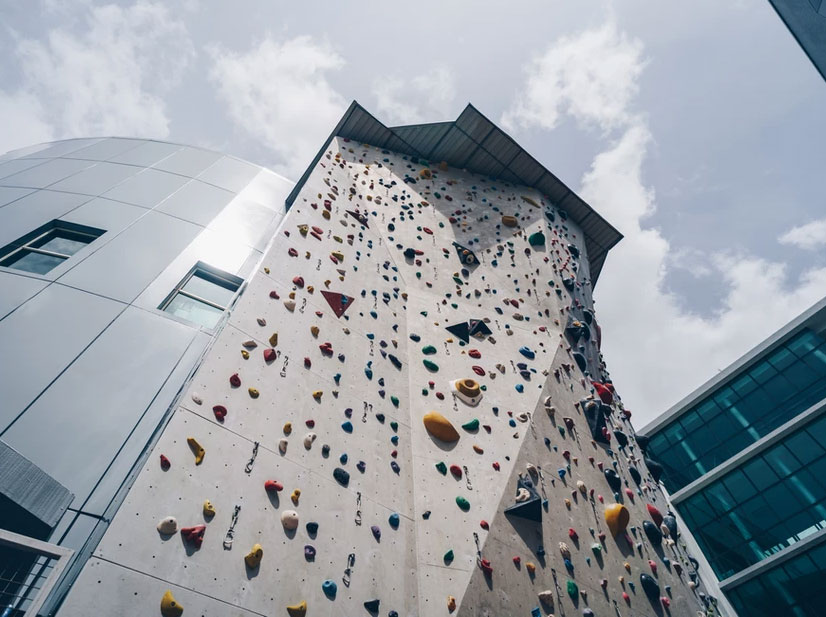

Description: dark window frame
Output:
[0,220,106,274]
[159,261,242,329]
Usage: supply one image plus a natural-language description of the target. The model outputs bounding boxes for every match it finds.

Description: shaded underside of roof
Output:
[286,101,622,285]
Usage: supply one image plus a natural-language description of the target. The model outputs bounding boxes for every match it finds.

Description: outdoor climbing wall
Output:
[62,137,712,617]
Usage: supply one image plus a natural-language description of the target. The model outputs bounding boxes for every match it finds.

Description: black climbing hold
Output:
[663,514,678,539]
[504,477,542,522]
[636,434,650,452]
[364,598,380,613]
[572,352,587,373]
[333,467,350,487]
[604,469,622,493]
[346,209,369,227]
[640,573,660,601]
[452,241,479,266]
[643,520,663,547]
[446,321,470,343]
[645,456,664,483]
[628,466,642,485]
[613,430,629,448]
[306,522,319,536]
[582,399,609,445]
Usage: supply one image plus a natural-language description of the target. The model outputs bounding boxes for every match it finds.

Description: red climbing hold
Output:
[472,366,485,376]
[292,276,304,288]
[288,248,298,257]
[269,291,280,299]
[265,480,284,493]
[180,525,206,548]
[480,559,493,576]
[492,462,500,471]
[512,556,521,566]
[212,405,227,422]
[306,419,315,428]
[319,342,333,356]
[468,349,481,359]
[160,454,171,470]
[647,504,664,526]
[230,373,241,387]
[568,528,578,541]
[320,290,355,318]
[264,349,277,363]
[592,381,613,405]
[449,465,462,478]
[304,357,312,368]
[423,227,433,235]
[480,520,489,530]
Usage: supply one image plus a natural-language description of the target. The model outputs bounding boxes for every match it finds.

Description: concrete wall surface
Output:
[60,138,714,617]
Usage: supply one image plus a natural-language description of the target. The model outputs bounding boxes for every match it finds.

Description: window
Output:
[0,220,105,275]
[160,263,241,329]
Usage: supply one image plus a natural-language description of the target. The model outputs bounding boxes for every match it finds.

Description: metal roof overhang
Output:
[286,101,623,285]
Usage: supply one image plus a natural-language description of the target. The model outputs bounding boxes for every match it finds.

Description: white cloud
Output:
[779,219,826,250]
[208,35,348,179]
[373,66,456,125]
[504,19,826,426]
[501,21,645,132]
[0,92,54,153]
[0,0,193,154]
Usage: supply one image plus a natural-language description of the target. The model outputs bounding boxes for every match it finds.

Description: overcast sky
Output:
[2,0,825,427]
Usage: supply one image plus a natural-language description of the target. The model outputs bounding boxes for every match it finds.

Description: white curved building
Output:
[0,137,292,615]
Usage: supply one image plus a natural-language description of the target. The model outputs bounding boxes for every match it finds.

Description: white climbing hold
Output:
[281,510,299,530]
[303,432,317,449]
[156,516,178,535]
[279,438,288,454]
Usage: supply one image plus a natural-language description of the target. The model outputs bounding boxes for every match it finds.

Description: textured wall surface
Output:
[61,137,711,617]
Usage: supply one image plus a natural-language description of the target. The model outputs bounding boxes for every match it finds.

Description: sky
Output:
[1,0,825,428]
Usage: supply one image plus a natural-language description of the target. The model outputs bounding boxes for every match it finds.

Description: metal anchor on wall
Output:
[355,491,362,526]
[244,442,259,474]
[280,355,289,378]
[223,505,241,550]
[342,553,355,587]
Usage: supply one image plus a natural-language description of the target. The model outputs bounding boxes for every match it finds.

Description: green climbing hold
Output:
[528,231,545,246]
[443,549,454,563]
[435,461,448,475]
[559,426,566,437]
[390,421,398,432]
[422,345,437,355]
[461,418,480,431]
[456,496,470,511]
[567,580,579,598]
[423,359,439,372]
[391,396,399,407]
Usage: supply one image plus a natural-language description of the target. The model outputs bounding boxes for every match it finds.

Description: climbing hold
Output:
[567,580,579,599]
[604,469,622,493]
[291,489,301,505]
[363,598,380,613]
[281,510,299,531]
[456,496,471,511]
[265,480,283,493]
[333,467,350,486]
[423,359,439,372]
[518,346,536,359]
[229,373,241,387]
[447,596,456,613]
[248,387,259,398]
[528,231,545,246]
[640,573,660,600]
[244,543,263,568]
[537,590,553,608]
[504,477,542,522]
[452,378,483,405]
[342,420,354,433]
[480,558,493,576]
[605,504,630,536]
[303,432,317,449]
[422,412,460,442]
[160,590,184,617]
[187,437,205,465]
[389,513,400,529]
[156,516,178,535]
[278,438,288,453]
[160,454,171,470]
[203,500,216,518]
[321,290,355,318]
[461,418,480,431]
[322,580,337,599]
[304,545,316,561]
[502,215,518,227]
[643,520,663,547]
[435,461,448,475]
[180,525,205,548]
[212,405,227,421]
[444,549,455,563]
[371,525,381,540]
[286,600,307,617]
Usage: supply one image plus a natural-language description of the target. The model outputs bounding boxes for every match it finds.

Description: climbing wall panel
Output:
[62,137,710,617]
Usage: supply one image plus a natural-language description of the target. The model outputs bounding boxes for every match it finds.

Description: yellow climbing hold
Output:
[241,349,249,359]
[160,589,183,617]
[312,391,323,400]
[245,543,263,568]
[447,596,456,613]
[604,503,631,536]
[332,251,344,261]
[203,500,216,517]
[283,422,292,435]
[187,437,205,465]
[310,325,319,337]
[473,444,484,454]
[248,387,259,398]
[286,600,307,617]
[269,332,278,347]
[502,215,518,227]
[291,489,301,505]
[422,412,460,443]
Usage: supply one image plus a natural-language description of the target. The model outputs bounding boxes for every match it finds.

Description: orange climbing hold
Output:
[605,503,630,536]
[422,412,460,443]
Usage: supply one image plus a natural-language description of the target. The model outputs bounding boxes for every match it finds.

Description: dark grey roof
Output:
[286,101,622,285]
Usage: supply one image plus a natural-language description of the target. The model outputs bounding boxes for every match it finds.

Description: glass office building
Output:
[768,0,826,80]
[641,298,826,617]
[0,137,292,615]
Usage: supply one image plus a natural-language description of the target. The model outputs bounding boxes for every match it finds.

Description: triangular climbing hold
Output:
[320,290,354,318]
[345,209,369,227]
[452,241,479,266]
[468,319,492,337]
[504,477,542,522]
[446,321,470,343]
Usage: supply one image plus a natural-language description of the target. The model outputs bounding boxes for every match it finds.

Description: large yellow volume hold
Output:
[422,412,460,443]
[604,503,630,536]
[160,589,184,616]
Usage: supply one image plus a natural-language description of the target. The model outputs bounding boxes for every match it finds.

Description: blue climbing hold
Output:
[519,346,536,359]
[389,513,400,528]
[322,579,337,598]
[340,453,348,464]
[558,468,567,479]
[342,421,353,433]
